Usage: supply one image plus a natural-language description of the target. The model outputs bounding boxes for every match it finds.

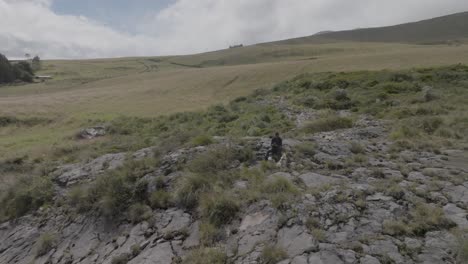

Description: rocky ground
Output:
[1,108,467,264]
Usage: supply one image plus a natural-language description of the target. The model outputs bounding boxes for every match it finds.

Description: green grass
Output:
[34,232,56,257]
[260,245,288,264]
[182,247,228,264]
[302,115,354,134]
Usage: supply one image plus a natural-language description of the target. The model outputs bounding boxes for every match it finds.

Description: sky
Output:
[1,0,468,59]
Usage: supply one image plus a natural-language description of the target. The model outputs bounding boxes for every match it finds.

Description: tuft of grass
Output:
[182,247,228,264]
[149,190,172,209]
[260,245,288,264]
[127,203,152,223]
[174,174,212,210]
[383,220,409,236]
[35,233,56,257]
[296,142,316,156]
[200,222,224,247]
[111,253,130,264]
[200,193,239,227]
[1,175,54,220]
[303,115,353,134]
[457,237,468,263]
[190,134,214,147]
[263,177,298,194]
[409,203,456,236]
[349,141,366,154]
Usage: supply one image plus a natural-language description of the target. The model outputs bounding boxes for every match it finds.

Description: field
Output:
[1,41,468,160]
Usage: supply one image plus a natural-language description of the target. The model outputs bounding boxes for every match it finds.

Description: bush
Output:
[127,203,152,223]
[349,141,366,154]
[383,220,409,236]
[263,177,298,194]
[409,203,456,236]
[296,142,316,156]
[182,247,228,264]
[200,222,224,246]
[190,134,214,147]
[1,175,54,219]
[149,190,172,209]
[303,116,353,134]
[93,172,134,217]
[200,193,239,227]
[457,237,468,263]
[420,117,443,134]
[111,253,130,264]
[260,245,288,264]
[188,146,240,174]
[175,174,212,209]
[35,233,56,257]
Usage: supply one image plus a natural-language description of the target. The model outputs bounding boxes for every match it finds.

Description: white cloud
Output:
[1,0,468,58]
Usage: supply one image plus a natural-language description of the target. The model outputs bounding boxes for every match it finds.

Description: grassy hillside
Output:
[275,11,468,45]
[1,42,468,162]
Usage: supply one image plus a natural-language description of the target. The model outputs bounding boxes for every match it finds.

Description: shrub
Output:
[190,134,214,147]
[149,190,172,209]
[310,228,326,242]
[111,253,130,264]
[457,237,468,263]
[182,247,228,264]
[349,142,366,154]
[200,222,224,246]
[188,146,240,174]
[296,142,316,156]
[409,203,456,236]
[420,117,443,134]
[263,177,298,194]
[1,175,54,219]
[175,174,212,209]
[385,185,405,200]
[303,116,353,134]
[35,233,56,257]
[127,203,152,223]
[260,245,288,264]
[383,220,409,236]
[95,172,133,217]
[200,193,239,227]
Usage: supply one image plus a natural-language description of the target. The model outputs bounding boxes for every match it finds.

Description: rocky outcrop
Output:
[1,112,467,264]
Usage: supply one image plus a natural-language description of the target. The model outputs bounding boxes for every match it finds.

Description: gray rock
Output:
[78,126,106,139]
[299,172,345,188]
[443,203,468,229]
[308,251,344,264]
[183,222,200,249]
[277,226,317,257]
[404,237,422,253]
[383,169,404,180]
[366,193,393,202]
[417,231,457,264]
[128,242,174,264]
[444,185,468,206]
[54,152,126,186]
[408,171,427,182]
[367,239,404,263]
[360,255,381,264]
[291,255,308,264]
[240,213,270,231]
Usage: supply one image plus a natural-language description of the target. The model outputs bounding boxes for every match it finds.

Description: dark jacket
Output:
[271,136,282,149]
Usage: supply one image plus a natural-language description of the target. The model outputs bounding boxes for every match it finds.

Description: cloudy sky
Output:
[1,0,468,59]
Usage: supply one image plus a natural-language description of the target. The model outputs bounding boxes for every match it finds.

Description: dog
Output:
[276,152,290,168]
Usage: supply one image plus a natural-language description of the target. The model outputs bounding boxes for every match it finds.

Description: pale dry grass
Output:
[1,41,468,159]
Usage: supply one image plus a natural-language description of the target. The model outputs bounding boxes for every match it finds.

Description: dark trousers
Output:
[265,146,282,162]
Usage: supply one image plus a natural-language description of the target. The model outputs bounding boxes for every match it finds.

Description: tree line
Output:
[0,53,41,84]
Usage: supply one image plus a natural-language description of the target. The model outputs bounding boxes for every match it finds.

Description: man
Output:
[266,132,283,162]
